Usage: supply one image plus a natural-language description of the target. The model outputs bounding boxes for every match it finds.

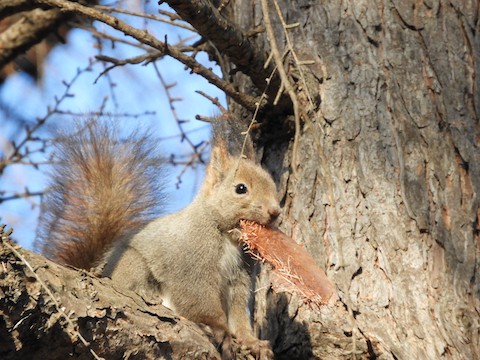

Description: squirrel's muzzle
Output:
[267,206,281,224]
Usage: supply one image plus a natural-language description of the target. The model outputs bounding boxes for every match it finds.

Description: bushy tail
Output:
[36,120,165,270]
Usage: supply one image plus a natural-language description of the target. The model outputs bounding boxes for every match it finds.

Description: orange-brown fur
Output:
[37,121,164,269]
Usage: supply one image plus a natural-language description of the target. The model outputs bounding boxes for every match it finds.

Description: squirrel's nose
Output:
[268,206,281,222]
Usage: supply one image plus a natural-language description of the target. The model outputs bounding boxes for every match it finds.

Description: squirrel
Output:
[36,116,280,359]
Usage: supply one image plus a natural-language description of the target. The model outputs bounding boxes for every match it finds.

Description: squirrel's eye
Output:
[235,183,248,194]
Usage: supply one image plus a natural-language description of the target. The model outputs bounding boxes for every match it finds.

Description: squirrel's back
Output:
[36,120,165,269]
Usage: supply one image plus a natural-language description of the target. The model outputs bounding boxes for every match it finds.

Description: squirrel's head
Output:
[201,145,280,229]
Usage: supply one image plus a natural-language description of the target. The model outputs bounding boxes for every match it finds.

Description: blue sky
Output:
[0,4,226,249]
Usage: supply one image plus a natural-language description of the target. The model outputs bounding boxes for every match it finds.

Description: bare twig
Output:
[158,125,210,140]
[157,8,183,22]
[95,5,196,32]
[54,109,156,118]
[34,0,263,111]
[0,62,94,176]
[0,190,43,205]
[75,22,152,51]
[153,63,208,187]
[168,141,210,188]
[261,0,301,176]
[195,90,227,113]
[195,114,215,123]
[237,58,278,163]
[94,53,165,83]
[271,0,318,118]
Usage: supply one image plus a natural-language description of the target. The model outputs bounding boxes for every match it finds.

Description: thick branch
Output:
[0,0,38,18]
[0,8,66,69]
[0,233,221,359]
[165,0,284,105]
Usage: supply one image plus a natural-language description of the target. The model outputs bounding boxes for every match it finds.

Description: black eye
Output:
[235,183,248,194]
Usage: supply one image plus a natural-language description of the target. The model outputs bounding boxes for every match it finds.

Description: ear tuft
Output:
[202,142,232,193]
[211,114,256,161]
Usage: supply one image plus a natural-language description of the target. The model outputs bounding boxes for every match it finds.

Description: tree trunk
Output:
[228,1,479,359]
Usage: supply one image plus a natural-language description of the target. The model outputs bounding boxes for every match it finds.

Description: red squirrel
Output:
[37,117,279,359]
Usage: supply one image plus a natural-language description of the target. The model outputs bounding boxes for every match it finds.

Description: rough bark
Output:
[0,230,221,360]
[228,1,479,359]
[165,0,286,109]
[0,8,66,68]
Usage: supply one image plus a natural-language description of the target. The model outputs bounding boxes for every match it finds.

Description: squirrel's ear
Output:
[211,113,256,161]
[202,140,232,193]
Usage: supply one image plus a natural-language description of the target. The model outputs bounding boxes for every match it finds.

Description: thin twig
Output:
[74,22,151,51]
[195,90,227,113]
[34,0,262,112]
[54,109,156,118]
[95,5,196,32]
[260,0,301,177]
[239,64,278,161]
[165,0,281,100]
[271,0,318,121]
[0,190,43,204]
[153,63,207,187]
[94,53,165,83]
[0,62,94,175]
[195,114,215,123]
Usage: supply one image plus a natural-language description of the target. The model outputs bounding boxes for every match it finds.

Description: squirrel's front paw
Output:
[209,327,234,360]
[237,337,273,360]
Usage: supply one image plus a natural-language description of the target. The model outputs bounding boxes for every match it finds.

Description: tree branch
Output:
[0,0,38,18]
[0,8,66,69]
[165,0,285,106]
[0,226,221,359]
[33,0,263,111]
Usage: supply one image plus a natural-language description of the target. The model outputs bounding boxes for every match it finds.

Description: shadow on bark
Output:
[0,310,81,360]
[263,292,314,360]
